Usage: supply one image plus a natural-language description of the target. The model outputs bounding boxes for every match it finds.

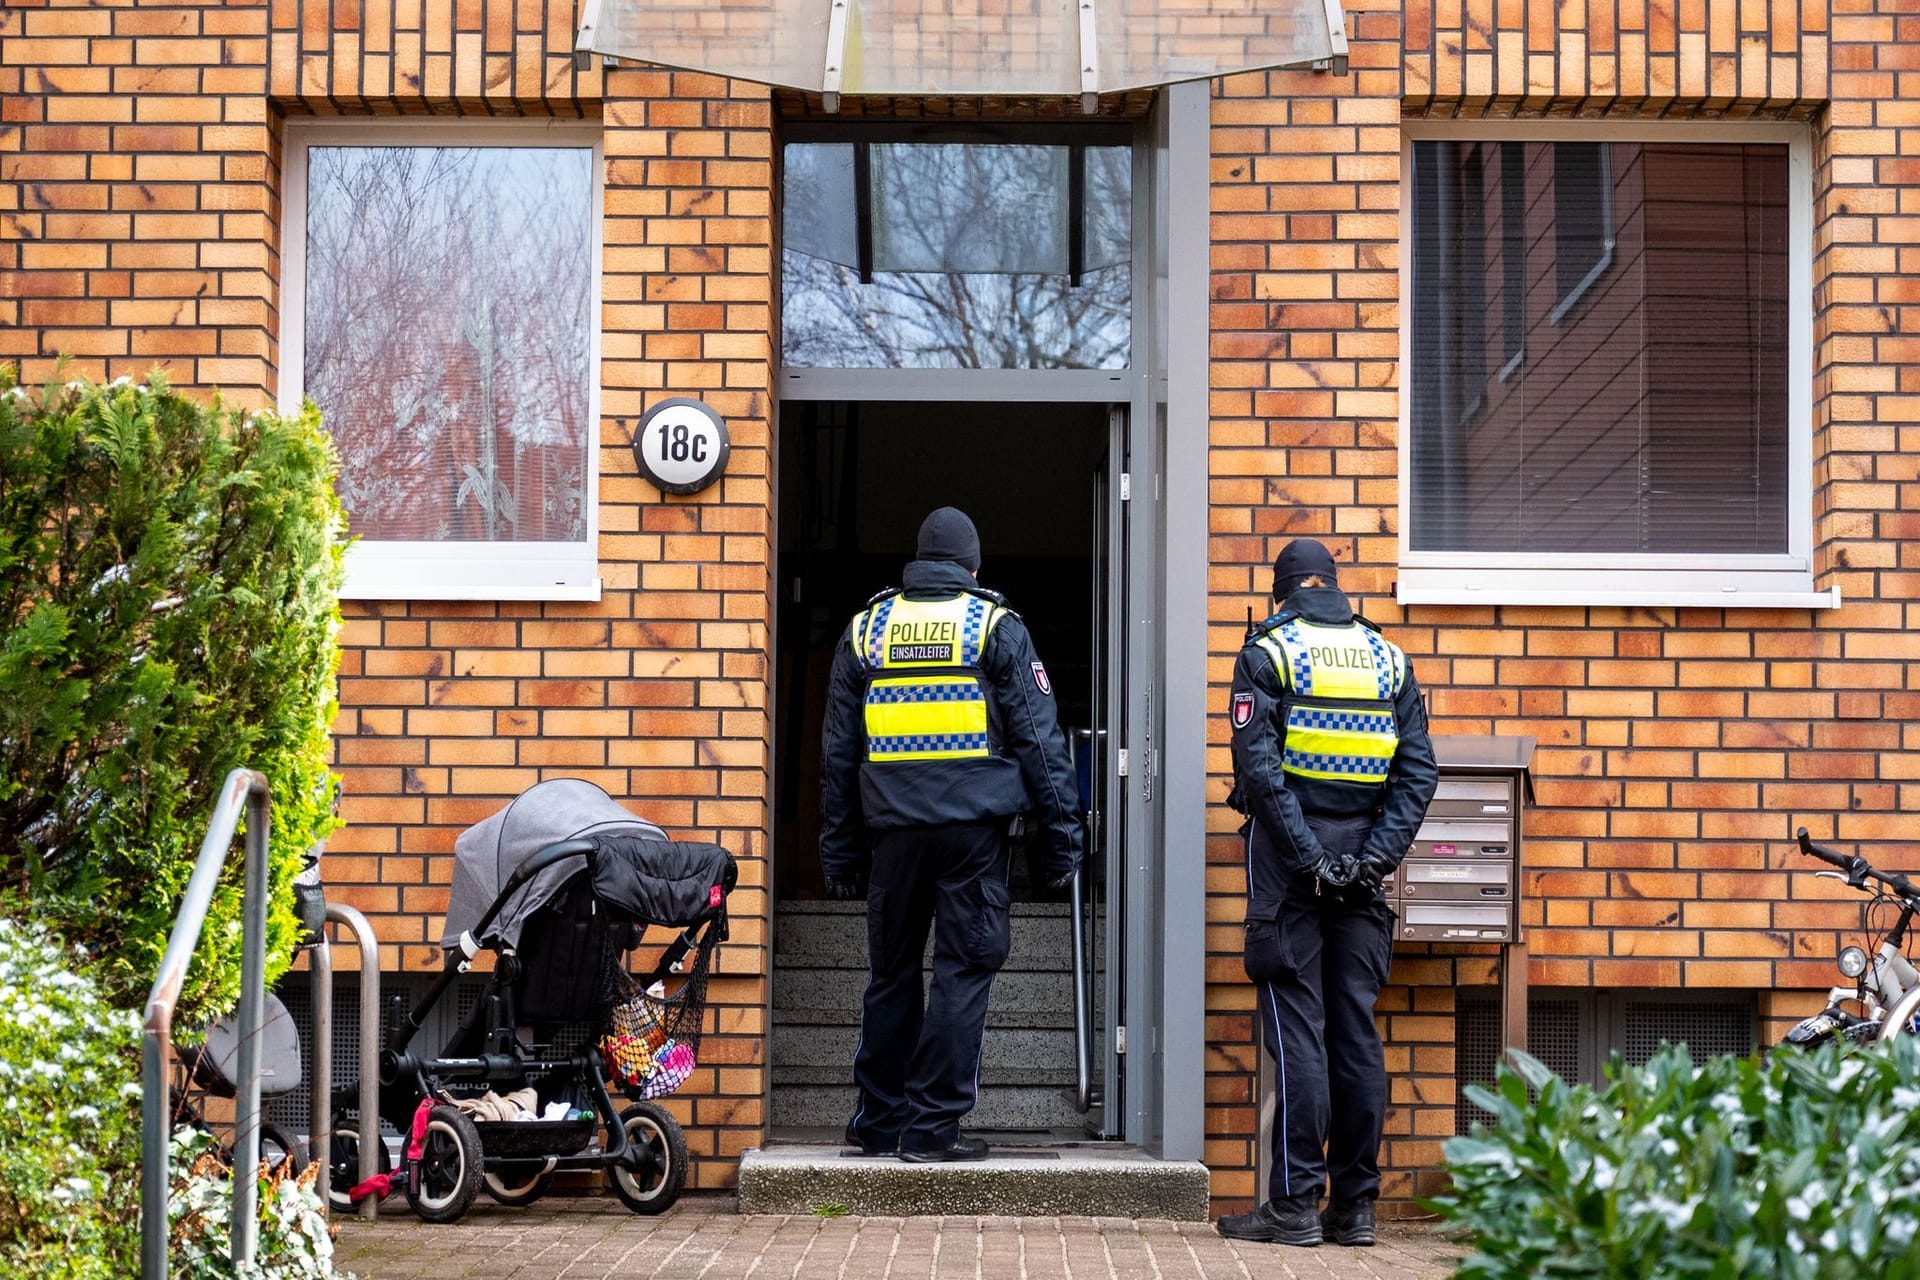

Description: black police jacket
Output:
[1228,586,1439,912]
[820,559,1085,884]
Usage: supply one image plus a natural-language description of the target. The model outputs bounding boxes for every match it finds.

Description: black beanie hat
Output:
[917,507,982,572]
[1272,538,1338,601]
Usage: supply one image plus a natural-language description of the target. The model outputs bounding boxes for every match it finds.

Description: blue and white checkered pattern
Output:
[870,731,993,757]
[1288,706,1395,734]
[867,682,979,704]
[862,597,897,669]
[1278,621,1315,694]
[1282,747,1392,780]
[1358,627,1396,699]
[958,597,991,665]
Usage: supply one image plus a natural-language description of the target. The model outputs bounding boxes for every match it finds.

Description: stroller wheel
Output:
[328,1126,394,1215]
[259,1122,306,1180]
[484,1161,556,1207]
[404,1105,484,1224]
[607,1101,688,1215]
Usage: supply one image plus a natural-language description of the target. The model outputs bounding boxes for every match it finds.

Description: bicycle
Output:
[1781,828,1920,1048]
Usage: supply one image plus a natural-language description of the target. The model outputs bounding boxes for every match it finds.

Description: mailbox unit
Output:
[1386,735,1536,943]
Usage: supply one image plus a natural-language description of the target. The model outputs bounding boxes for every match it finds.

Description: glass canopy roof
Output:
[574,0,1348,104]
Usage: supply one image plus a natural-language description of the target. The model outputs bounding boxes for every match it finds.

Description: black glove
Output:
[1353,848,1398,896]
[1046,865,1078,892]
[826,875,867,901]
[1313,850,1362,889]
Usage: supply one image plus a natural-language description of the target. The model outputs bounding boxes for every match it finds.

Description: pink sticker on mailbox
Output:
[1433,843,1458,856]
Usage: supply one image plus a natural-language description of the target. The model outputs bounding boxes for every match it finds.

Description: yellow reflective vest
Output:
[852,591,1007,763]
[1249,614,1407,785]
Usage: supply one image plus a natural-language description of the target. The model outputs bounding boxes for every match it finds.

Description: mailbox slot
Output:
[1397,859,1513,900]
[1400,902,1511,941]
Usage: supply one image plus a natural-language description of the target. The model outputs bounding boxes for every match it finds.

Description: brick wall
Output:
[1,0,278,398]
[1203,0,1920,1216]
[294,0,780,1184]
[4,0,777,1194]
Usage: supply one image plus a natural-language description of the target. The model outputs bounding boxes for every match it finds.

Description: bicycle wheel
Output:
[1878,986,1920,1045]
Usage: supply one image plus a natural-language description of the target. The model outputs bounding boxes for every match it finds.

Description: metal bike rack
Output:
[142,768,272,1280]
[309,901,383,1220]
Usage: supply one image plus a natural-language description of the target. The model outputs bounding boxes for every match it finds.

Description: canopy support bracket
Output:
[573,0,604,71]
[823,0,851,112]
[1319,0,1350,75]
[1077,0,1098,113]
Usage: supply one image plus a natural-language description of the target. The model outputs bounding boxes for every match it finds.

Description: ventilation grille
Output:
[1452,990,1756,1135]
[267,976,420,1135]
[1619,995,1757,1066]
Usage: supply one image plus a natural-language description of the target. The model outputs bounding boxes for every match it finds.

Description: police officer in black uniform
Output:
[1217,538,1438,1248]
[821,507,1084,1163]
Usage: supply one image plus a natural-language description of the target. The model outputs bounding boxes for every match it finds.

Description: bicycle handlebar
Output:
[1798,827,1920,900]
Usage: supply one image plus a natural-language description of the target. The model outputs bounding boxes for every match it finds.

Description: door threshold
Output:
[765,1126,1125,1149]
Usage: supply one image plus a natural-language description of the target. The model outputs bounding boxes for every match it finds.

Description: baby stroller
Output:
[333,779,736,1223]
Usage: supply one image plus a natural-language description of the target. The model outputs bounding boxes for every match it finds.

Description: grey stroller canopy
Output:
[442,778,733,950]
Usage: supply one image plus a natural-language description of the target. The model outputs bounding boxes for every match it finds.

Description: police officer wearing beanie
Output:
[1217,539,1438,1248]
[820,507,1084,1163]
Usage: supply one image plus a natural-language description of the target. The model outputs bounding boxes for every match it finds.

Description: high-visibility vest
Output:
[852,591,1007,763]
[1249,614,1406,785]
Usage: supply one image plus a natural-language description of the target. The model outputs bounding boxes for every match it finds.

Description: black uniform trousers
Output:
[1245,861,1395,1207]
[849,819,1011,1156]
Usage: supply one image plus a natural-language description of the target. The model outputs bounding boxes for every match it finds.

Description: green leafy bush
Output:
[0,916,142,1277]
[172,1128,356,1280]
[1434,1041,1920,1279]
[0,369,345,1020]
[1,918,356,1278]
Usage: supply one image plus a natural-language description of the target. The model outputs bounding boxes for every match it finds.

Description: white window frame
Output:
[281,119,605,602]
[1396,120,1835,611]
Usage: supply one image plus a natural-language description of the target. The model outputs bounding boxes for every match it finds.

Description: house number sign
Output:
[633,398,730,495]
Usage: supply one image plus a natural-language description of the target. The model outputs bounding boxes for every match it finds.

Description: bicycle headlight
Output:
[1838,945,1869,979]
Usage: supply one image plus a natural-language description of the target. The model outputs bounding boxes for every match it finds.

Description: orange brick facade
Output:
[3,0,1915,1216]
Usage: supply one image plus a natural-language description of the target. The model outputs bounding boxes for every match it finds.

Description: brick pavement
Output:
[332,1197,1463,1279]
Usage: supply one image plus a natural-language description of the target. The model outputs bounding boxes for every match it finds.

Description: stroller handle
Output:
[468,838,601,943]
[396,838,603,1057]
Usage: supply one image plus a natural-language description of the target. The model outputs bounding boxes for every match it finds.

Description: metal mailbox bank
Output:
[1389,734,1536,1049]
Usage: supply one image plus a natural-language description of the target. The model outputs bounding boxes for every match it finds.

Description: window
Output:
[282,123,603,601]
[1399,124,1829,609]
[781,129,1133,369]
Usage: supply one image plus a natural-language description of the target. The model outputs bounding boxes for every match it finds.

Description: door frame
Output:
[767,89,1212,1158]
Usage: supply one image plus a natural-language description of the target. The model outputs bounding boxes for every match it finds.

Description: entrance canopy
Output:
[575,0,1348,110]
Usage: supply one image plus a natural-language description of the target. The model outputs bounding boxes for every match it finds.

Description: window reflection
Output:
[782,141,1131,369]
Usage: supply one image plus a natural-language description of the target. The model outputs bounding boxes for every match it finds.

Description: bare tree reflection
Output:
[304,146,592,542]
[782,142,1131,369]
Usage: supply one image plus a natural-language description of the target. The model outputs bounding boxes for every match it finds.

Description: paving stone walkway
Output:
[333,1197,1464,1279]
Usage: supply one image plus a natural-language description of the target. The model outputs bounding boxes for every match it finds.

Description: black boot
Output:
[1215,1195,1323,1247]
[1321,1198,1376,1247]
[899,1135,990,1163]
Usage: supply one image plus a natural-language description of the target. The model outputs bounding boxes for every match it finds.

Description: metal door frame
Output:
[770,92,1211,1156]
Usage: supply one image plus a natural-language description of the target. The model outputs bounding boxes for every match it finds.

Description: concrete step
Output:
[737,1144,1211,1219]
[773,1023,1078,1072]
[775,901,1096,972]
[771,1083,1090,1131]
[773,968,1104,1029]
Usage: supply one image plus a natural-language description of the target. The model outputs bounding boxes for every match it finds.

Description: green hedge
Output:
[1434,1041,1920,1279]
[0,369,344,1021]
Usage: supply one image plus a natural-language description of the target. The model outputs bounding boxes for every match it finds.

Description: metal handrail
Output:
[1068,865,1095,1114]
[142,768,272,1280]
[310,902,383,1220]
[1069,728,1104,1116]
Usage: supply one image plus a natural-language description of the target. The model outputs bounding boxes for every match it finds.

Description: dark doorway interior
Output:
[773,400,1108,902]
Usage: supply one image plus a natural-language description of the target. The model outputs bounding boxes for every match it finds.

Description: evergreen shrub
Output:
[1435,1041,1920,1278]
[0,368,345,1020]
